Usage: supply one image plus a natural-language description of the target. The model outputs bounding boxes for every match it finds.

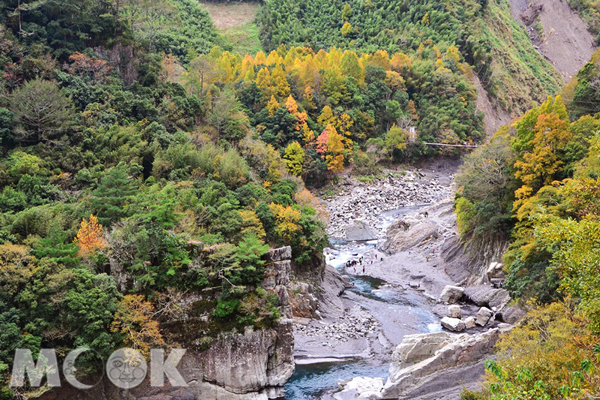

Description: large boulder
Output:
[334,377,384,400]
[464,285,510,309]
[486,262,504,281]
[440,317,465,332]
[464,316,476,329]
[438,285,464,304]
[476,307,493,326]
[345,220,378,241]
[379,219,439,254]
[448,305,462,319]
[380,327,511,398]
[389,332,453,373]
[497,305,526,324]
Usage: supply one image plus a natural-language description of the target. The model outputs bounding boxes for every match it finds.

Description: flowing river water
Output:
[285,206,443,399]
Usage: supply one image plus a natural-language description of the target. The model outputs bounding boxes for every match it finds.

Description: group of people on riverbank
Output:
[345,251,384,274]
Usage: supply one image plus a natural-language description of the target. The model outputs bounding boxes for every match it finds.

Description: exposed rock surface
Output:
[379,327,511,398]
[396,359,489,400]
[288,281,320,319]
[486,262,505,281]
[346,220,379,241]
[465,316,476,329]
[440,317,465,332]
[519,0,596,82]
[464,285,511,310]
[379,219,439,254]
[448,305,462,319]
[438,285,464,304]
[334,377,385,400]
[41,326,295,400]
[476,307,494,327]
[41,247,297,400]
[198,322,294,395]
[316,265,347,318]
[337,328,510,399]
[440,232,508,288]
[497,305,526,324]
[390,333,453,371]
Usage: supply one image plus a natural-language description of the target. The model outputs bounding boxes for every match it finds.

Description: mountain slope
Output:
[512,0,596,82]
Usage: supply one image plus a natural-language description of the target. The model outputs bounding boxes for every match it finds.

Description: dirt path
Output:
[200,2,259,29]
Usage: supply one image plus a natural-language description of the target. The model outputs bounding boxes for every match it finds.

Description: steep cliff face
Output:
[181,320,294,400]
[40,247,296,400]
[441,234,509,287]
[512,0,596,82]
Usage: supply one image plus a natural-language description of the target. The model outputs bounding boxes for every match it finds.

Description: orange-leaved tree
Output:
[73,214,107,256]
[316,125,346,173]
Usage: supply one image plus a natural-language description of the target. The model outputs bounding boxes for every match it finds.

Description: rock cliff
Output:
[40,247,297,400]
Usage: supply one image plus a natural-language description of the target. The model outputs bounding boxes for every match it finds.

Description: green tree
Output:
[283,141,305,176]
[0,108,14,146]
[9,79,74,145]
[90,164,138,226]
[341,2,353,20]
[207,88,251,143]
[340,50,364,83]
[384,124,407,159]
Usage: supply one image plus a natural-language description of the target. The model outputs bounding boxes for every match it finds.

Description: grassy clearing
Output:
[200,2,263,55]
[221,22,263,56]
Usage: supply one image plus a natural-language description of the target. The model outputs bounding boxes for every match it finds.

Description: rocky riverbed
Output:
[294,313,380,345]
[322,167,453,240]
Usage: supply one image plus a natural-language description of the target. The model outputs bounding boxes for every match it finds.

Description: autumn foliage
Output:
[73,214,107,256]
[179,44,482,182]
[111,294,165,359]
[269,203,302,242]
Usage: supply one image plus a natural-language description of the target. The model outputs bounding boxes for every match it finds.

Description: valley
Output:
[0,0,599,399]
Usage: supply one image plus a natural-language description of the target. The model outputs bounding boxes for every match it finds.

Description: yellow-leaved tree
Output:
[269,203,302,242]
[283,141,305,176]
[111,294,165,359]
[514,113,572,208]
[316,125,346,173]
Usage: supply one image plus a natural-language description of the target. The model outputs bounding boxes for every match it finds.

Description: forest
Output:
[257,0,564,113]
[169,44,483,185]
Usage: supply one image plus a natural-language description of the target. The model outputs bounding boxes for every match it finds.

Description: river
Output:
[285,206,442,399]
